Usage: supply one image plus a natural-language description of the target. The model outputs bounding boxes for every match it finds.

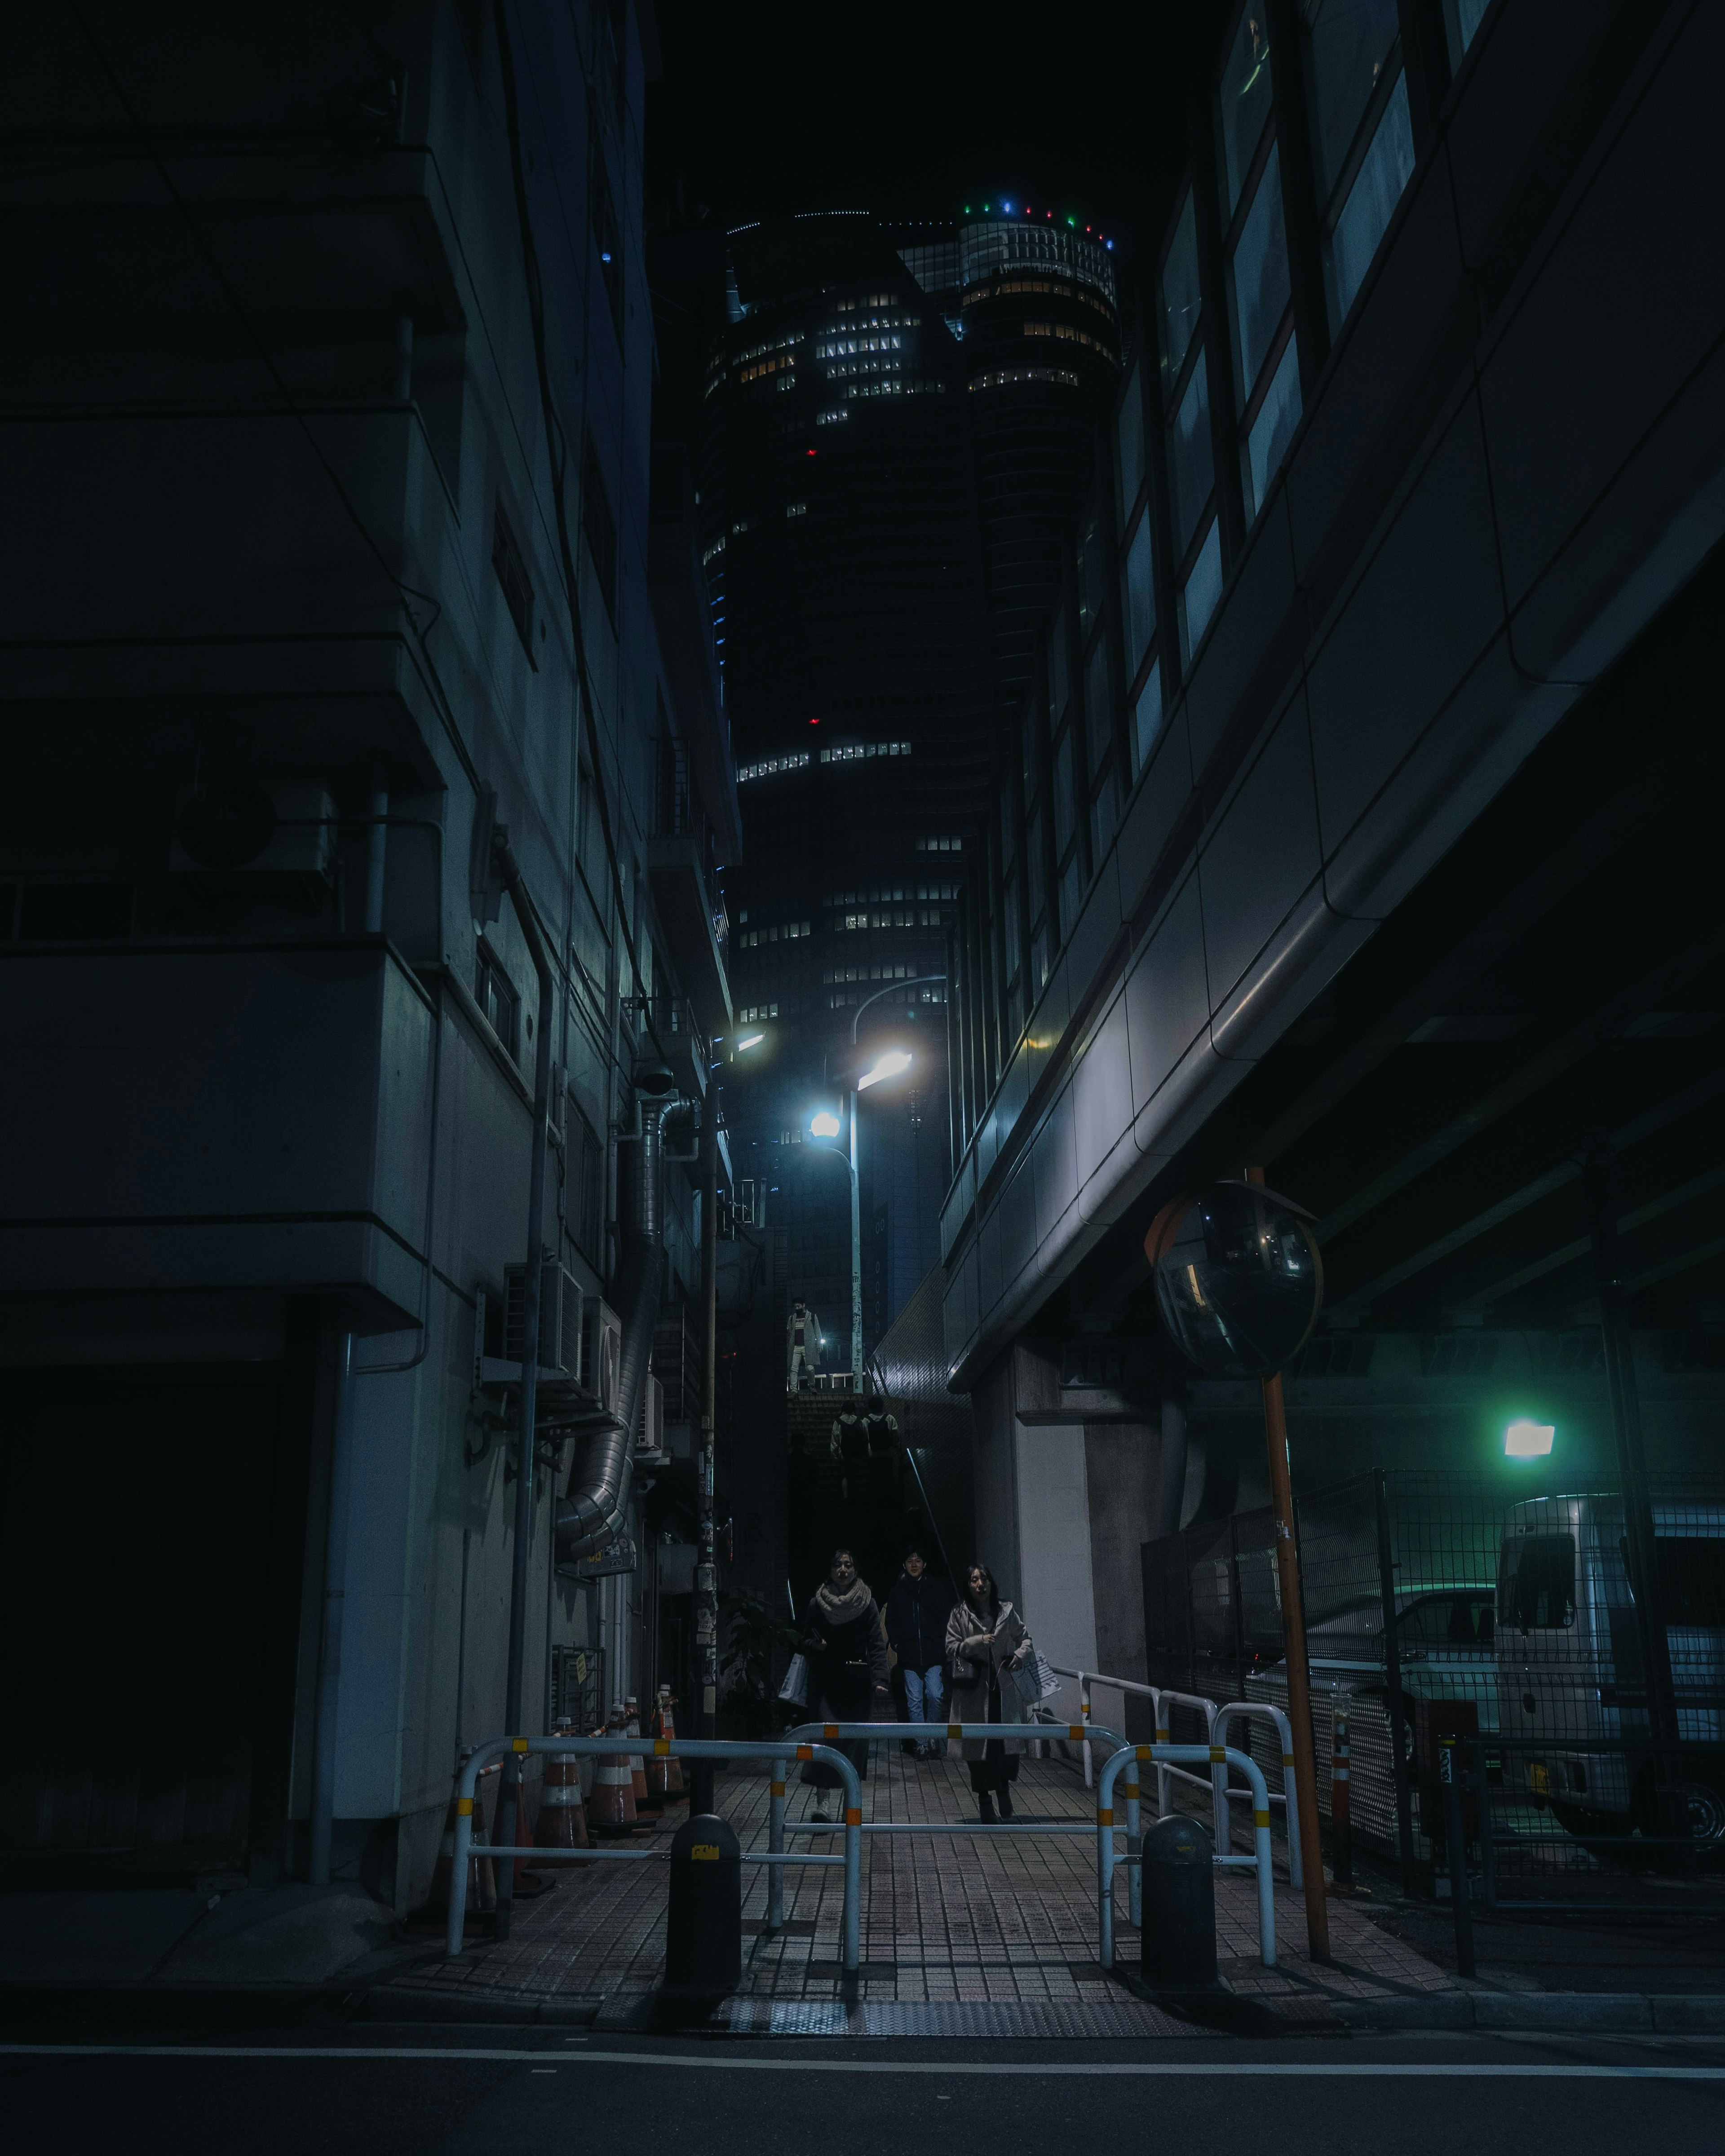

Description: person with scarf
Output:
[944,1562,1035,1821]
[797,1546,890,1795]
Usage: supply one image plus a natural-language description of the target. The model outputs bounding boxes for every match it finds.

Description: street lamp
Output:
[808,1048,913,1386]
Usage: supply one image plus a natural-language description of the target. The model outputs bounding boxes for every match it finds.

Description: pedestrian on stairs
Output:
[945,1563,1035,1822]
[798,1546,890,1805]
[883,1546,954,1758]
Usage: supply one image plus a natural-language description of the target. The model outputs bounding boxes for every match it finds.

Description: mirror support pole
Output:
[1248,1166,1331,1965]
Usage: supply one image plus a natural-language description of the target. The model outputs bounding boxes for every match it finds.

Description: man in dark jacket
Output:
[882,1547,955,1759]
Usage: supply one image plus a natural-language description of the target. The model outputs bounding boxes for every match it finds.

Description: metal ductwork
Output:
[557,1067,683,1560]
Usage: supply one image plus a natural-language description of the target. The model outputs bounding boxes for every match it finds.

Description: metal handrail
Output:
[446,1735,862,1969]
[1213,1700,1302,1890]
[774,1719,1133,1935]
[1096,1742,1278,1971]
[1050,1664,1301,1892]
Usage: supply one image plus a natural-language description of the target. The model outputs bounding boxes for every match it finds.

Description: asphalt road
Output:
[6,2030,1725,2156]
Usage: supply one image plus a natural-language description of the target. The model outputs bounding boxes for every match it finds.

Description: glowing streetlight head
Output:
[857,1048,912,1091]
[1504,1419,1556,1459]
[809,1110,842,1139]
[734,1032,765,1052]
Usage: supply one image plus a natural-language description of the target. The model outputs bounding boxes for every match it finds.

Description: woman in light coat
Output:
[944,1562,1034,1821]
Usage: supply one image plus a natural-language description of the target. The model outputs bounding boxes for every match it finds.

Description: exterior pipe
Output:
[363,770,388,935]
[556,1076,681,1561]
[308,1331,358,1886]
[692,1078,720,1811]
[487,827,555,1940]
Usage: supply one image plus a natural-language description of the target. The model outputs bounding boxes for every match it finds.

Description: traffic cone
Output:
[648,1685,686,1800]
[625,1697,659,1811]
[505,1758,556,1899]
[538,1716,591,1852]
[402,1748,496,1935]
[588,1705,639,1837]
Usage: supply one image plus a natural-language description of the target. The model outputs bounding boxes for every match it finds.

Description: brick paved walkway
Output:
[391,1749,1453,2025]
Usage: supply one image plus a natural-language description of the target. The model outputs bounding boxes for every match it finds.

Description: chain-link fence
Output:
[1142,1471,1725,1908]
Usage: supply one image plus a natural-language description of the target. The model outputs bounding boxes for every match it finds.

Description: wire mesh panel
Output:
[1142,1470,1725,1907]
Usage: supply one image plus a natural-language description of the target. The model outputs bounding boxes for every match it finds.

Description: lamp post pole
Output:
[847,1088,862,1387]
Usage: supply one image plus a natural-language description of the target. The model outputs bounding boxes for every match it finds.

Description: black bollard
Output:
[1140,1813,1218,1990]
[1439,1737,1476,1979]
[663,1811,742,1994]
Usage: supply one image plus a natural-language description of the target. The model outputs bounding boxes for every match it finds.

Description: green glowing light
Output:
[1504,1419,1556,1459]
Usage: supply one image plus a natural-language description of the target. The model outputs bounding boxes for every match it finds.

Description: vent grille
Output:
[503,1255,582,1375]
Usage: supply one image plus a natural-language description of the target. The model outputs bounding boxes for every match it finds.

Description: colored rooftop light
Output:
[1504,1419,1556,1458]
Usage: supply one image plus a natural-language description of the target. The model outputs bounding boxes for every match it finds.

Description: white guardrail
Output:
[448,1722,1280,1974]
[1049,1665,1302,1894]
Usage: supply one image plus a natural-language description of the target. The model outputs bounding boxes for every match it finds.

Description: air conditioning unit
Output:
[503,1255,583,1376]
[170,778,336,877]
[637,1370,664,1458]
[581,1298,623,1413]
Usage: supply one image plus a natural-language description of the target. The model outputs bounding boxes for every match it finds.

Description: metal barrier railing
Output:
[775,1719,1130,1937]
[448,1727,1277,1976]
[445,1735,862,1968]
[1213,1701,1302,1891]
[1096,1742,1278,1970]
[1051,1664,1300,1891]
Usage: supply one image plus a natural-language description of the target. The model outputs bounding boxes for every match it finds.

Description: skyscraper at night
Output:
[703,208,1119,1363]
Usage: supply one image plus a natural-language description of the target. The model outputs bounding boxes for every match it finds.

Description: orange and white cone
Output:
[588,1705,639,1837]
[625,1697,659,1811]
[538,1716,591,1851]
[648,1685,686,1800]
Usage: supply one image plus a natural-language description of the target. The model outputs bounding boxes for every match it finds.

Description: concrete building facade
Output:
[0,1,736,1913]
[939,0,1725,1703]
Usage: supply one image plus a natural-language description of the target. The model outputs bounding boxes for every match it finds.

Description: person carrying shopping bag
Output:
[944,1562,1035,1821]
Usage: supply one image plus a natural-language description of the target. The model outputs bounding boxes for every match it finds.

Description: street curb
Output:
[367,1988,602,2026]
[1336,1993,1725,2034]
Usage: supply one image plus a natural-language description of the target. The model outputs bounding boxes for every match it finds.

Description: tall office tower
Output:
[700,216,995,1365]
[893,208,1123,743]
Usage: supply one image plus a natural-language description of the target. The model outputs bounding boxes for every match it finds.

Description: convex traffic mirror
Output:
[1145,1181,1323,1379]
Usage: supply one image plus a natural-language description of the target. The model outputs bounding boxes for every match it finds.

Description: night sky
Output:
[645,0,1202,263]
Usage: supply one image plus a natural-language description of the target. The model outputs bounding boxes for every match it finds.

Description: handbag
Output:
[1008,1655,1043,1705]
[778,1652,809,1707]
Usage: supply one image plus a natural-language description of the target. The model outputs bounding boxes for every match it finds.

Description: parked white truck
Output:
[1496,1493,1725,1852]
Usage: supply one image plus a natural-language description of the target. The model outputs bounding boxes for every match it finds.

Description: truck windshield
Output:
[1505,1533,1576,1629]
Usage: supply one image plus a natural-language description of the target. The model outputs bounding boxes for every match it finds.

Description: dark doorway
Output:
[0,1354,313,1884]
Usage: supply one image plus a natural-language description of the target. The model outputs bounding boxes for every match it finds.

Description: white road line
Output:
[0,2047,1723,2078]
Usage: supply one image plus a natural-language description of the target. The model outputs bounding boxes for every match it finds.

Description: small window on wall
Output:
[1131,662,1166,778]
[475,940,520,1056]
[1220,5,1301,525]
[1121,511,1156,679]
[1160,191,1203,392]
[1443,0,1491,67]
[1303,0,1416,328]
[1115,361,1146,530]
[1179,520,1225,663]
[1218,6,1277,216]
[1084,634,1112,782]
